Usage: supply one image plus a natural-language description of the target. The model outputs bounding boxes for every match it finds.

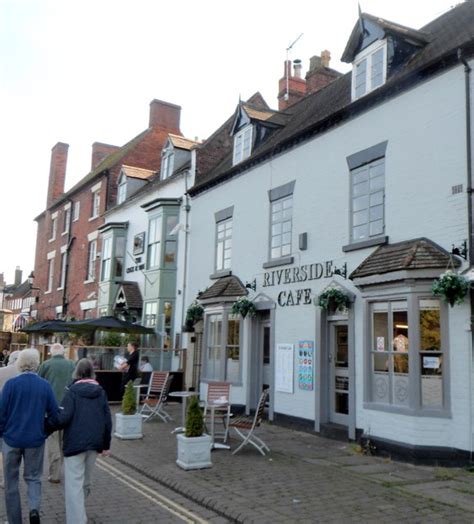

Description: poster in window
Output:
[133,232,145,255]
[275,343,294,393]
[298,340,314,391]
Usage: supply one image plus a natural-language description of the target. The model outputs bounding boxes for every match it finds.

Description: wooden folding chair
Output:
[229,389,270,455]
[140,372,173,422]
[203,381,231,443]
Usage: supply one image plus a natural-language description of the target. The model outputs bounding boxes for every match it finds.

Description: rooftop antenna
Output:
[285,33,304,101]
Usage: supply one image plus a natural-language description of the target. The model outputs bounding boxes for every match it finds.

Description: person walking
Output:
[38,343,75,484]
[0,348,58,524]
[119,342,140,396]
[56,358,112,524]
[0,350,20,391]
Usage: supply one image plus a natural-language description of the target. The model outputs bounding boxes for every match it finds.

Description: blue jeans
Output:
[2,441,45,524]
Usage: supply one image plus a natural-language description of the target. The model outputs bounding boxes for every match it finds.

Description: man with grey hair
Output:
[0,350,20,392]
[0,348,58,524]
[38,343,75,484]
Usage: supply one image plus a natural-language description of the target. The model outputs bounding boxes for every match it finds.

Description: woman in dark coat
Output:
[57,358,112,524]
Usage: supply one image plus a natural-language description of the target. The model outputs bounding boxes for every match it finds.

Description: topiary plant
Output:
[122,380,137,415]
[185,395,204,438]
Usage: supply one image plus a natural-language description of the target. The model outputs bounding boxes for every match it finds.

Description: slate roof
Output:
[121,165,155,180]
[120,282,143,309]
[198,276,247,300]
[349,238,460,279]
[190,2,474,196]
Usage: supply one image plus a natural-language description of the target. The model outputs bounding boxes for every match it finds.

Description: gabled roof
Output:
[341,13,429,63]
[115,282,143,310]
[168,134,200,151]
[198,276,247,300]
[121,165,155,181]
[349,238,460,280]
[190,2,474,197]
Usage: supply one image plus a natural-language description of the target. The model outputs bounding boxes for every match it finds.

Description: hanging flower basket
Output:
[184,302,204,331]
[431,270,470,307]
[231,297,257,318]
[318,288,351,312]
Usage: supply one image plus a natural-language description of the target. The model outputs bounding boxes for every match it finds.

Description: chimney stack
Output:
[46,142,69,207]
[278,59,307,111]
[14,266,22,287]
[91,142,120,170]
[305,50,341,95]
[149,99,181,131]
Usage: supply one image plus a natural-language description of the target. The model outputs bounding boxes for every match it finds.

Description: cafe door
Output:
[329,323,349,425]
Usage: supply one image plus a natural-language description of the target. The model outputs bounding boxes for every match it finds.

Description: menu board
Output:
[275,343,294,393]
[298,340,314,391]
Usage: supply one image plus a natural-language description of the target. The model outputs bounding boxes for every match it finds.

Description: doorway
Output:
[329,323,349,425]
[249,313,271,411]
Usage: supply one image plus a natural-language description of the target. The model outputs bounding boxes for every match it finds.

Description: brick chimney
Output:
[305,50,341,95]
[91,142,120,171]
[46,142,69,207]
[278,60,307,111]
[14,266,22,287]
[149,99,181,131]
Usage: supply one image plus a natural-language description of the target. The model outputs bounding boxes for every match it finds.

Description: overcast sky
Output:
[0,0,459,284]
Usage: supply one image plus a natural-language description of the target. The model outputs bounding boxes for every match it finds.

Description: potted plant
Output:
[183,302,204,332]
[231,296,257,318]
[318,287,351,313]
[114,380,143,440]
[432,270,470,307]
[176,395,212,470]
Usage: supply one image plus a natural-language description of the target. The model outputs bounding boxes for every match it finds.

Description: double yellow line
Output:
[96,458,209,524]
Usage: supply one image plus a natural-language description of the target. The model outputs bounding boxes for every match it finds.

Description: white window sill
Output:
[44,290,52,295]
[48,238,55,243]
[61,231,68,236]
[84,279,95,284]
[57,287,64,291]
[88,215,99,222]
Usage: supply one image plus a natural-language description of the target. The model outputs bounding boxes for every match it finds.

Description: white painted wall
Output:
[187,61,474,450]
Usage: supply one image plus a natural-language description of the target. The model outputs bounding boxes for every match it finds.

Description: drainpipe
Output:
[180,160,193,338]
[62,199,75,318]
[458,48,473,463]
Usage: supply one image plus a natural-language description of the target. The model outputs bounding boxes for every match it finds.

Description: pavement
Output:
[2,402,474,523]
[111,402,474,523]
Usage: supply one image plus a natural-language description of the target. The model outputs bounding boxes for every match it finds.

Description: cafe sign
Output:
[263,260,335,307]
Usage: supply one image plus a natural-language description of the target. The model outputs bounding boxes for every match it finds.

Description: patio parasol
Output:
[20,319,75,334]
[63,316,155,335]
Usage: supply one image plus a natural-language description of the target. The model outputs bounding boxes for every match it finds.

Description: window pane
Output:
[370,191,384,206]
[421,354,443,406]
[370,174,384,191]
[420,300,441,351]
[166,215,178,237]
[369,204,383,221]
[369,219,384,236]
[373,311,388,353]
[353,209,368,227]
[352,224,368,241]
[353,181,369,197]
[353,195,369,212]
[164,240,176,266]
[272,223,282,236]
[373,353,388,372]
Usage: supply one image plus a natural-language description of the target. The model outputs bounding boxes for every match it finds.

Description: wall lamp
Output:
[333,263,348,279]
[245,279,257,292]
[451,240,467,260]
[28,271,41,291]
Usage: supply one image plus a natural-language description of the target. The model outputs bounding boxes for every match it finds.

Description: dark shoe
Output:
[29,509,40,523]
[48,477,60,484]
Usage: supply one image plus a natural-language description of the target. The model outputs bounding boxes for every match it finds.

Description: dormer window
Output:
[117,172,127,204]
[233,124,253,165]
[161,145,174,180]
[352,40,387,100]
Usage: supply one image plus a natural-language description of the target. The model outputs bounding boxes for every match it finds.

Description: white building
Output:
[186,3,474,462]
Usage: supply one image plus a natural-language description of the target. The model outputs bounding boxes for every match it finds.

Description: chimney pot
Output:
[321,50,331,68]
[293,59,302,78]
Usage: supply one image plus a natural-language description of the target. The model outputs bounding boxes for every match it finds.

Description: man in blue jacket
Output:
[0,348,58,524]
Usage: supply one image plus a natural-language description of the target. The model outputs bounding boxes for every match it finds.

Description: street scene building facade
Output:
[29,2,474,462]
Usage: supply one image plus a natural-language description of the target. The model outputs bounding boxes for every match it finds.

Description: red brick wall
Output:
[46,143,69,207]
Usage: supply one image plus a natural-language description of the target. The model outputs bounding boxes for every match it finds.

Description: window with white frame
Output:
[352,40,387,100]
[204,311,241,383]
[351,158,385,243]
[117,174,127,205]
[59,252,67,289]
[86,240,97,281]
[114,236,125,278]
[63,207,71,234]
[216,218,232,271]
[161,145,174,180]
[91,190,100,218]
[233,125,252,165]
[270,195,292,259]
[144,302,158,327]
[369,297,445,411]
[47,258,55,293]
[147,215,162,269]
[50,216,57,241]
[100,237,112,281]
[164,215,178,268]
[73,201,80,222]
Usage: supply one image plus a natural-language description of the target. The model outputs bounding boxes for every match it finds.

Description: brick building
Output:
[32,99,182,320]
